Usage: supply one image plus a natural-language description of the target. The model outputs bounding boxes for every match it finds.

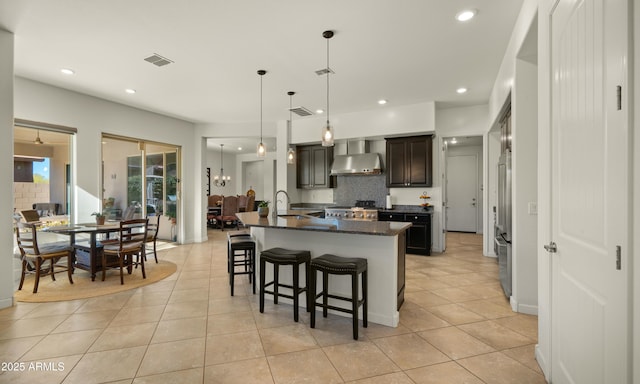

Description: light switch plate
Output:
[528,202,538,215]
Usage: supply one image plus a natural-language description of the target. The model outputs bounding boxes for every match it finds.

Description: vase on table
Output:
[257,207,269,217]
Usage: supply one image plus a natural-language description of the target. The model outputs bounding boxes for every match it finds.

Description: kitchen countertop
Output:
[236,211,411,236]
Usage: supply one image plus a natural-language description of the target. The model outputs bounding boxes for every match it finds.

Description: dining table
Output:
[45,222,121,281]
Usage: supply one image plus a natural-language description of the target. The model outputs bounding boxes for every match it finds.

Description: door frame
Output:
[441,136,484,245]
[538,0,632,380]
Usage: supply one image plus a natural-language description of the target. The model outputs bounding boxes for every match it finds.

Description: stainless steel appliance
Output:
[325,200,378,221]
[496,150,512,297]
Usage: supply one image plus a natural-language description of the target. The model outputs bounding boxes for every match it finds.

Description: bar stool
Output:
[227,230,251,273]
[309,254,368,340]
[227,234,256,296]
[259,247,311,322]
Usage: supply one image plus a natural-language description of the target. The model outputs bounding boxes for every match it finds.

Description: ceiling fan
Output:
[34,130,44,145]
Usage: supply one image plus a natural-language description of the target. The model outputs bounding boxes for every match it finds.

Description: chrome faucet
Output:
[274,190,290,216]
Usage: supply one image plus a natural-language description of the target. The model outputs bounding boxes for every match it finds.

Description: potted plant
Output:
[91,212,106,225]
[257,201,270,217]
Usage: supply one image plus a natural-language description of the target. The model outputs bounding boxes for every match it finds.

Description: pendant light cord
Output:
[326,36,330,125]
[260,75,263,142]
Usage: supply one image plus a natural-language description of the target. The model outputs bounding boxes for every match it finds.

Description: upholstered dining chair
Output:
[207,194,223,227]
[145,215,160,263]
[15,222,73,293]
[216,195,238,231]
[102,218,148,284]
[237,195,249,212]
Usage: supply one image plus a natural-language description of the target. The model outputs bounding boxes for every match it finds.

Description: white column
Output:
[0,29,15,309]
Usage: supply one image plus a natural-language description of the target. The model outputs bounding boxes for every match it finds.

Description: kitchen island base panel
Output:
[251,227,401,327]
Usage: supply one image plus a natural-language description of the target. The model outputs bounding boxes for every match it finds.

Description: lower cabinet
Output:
[379,211,432,256]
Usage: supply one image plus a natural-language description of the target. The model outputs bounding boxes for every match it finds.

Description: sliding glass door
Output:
[102,135,180,241]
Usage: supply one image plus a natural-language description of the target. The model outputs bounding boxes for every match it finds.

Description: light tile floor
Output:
[0,231,546,383]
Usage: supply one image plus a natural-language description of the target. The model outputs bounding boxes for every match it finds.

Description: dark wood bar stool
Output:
[227,233,256,296]
[259,247,311,322]
[309,254,368,340]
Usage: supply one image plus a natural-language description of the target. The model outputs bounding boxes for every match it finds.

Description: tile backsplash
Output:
[334,174,388,207]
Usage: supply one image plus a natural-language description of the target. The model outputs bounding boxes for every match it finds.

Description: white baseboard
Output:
[535,344,550,382]
[510,296,539,315]
[0,297,14,310]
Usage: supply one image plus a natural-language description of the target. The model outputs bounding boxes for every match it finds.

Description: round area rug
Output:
[14,260,177,303]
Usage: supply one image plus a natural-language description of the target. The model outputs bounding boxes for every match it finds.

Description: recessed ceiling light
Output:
[237,147,242,151]
[60,68,75,75]
[316,109,324,114]
[125,88,136,94]
[450,138,458,144]
[378,99,387,105]
[456,9,477,22]
[456,87,468,94]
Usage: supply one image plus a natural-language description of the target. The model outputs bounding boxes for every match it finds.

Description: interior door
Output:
[550,0,629,382]
[446,154,477,232]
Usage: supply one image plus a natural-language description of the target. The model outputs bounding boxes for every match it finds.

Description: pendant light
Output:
[213,144,230,187]
[34,130,44,145]
[287,91,296,164]
[321,30,335,147]
[257,69,267,157]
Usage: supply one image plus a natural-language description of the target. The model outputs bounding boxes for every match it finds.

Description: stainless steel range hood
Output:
[330,140,382,175]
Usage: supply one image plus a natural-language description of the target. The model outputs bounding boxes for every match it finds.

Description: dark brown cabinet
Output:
[379,211,432,256]
[386,135,433,187]
[296,145,336,189]
[405,213,431,256]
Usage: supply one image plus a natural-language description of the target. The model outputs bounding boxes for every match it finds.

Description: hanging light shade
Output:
[257,69,267,157]
[213,144,230,187]
[321,30,335,147]
[287,91,295,164]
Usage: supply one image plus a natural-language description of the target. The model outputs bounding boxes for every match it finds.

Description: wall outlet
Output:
[528,202,538,215]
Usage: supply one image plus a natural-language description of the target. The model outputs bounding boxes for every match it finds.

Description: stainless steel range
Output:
[325,200,378,221]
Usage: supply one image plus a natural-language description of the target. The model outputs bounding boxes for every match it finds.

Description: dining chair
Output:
[237,195,249,212]
[216,195,238,231]
[15,222,73,293]
[102,218,148,284]
[207,194,223,227]
[145,215,160,263]
[20,209,41,223]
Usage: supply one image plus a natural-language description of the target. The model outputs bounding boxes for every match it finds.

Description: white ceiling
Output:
[1,0,524,133]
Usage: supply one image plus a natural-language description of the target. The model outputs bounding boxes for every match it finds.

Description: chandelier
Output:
[213,144,230,187]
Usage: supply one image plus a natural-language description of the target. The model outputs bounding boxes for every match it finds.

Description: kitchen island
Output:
[235,211,411,327]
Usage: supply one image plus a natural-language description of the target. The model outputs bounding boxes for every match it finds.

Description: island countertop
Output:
[236,211,411,236]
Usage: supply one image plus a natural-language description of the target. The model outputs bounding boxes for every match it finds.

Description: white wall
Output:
[243,161,264,198]
[535,0,551,379]
[290,102,436,144]
[0,29,15,309]
[486,129,501,256]
[634,1,640,380]
[485,0,542,370]
[512,56,538,315]
[13,78,199,243]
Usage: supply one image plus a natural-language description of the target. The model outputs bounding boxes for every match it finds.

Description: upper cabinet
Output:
[296,145,336,189]
[386,135,433,187]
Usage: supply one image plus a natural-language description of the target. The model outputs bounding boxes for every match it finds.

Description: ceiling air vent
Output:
[289,106,313,117]
[144,53,174,67]
[315,67,334,76]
